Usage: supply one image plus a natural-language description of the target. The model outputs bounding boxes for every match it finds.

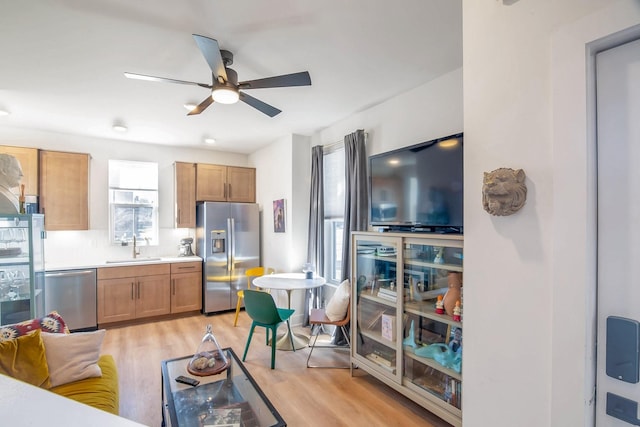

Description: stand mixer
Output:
[178,237,194,257]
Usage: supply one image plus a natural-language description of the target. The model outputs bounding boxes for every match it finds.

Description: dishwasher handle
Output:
[45,270,96,278]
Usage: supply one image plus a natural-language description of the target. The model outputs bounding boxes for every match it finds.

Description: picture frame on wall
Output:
[273,199,285,233]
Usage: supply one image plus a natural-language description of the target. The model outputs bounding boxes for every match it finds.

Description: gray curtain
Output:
[341,129,368,281]
[334,129,367,345]
[304,145,324,326]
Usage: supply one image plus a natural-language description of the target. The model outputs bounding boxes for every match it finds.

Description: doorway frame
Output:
[551,6,640,425]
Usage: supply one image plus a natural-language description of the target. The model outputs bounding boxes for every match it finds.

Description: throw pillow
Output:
[0,311,69,342]
[325,279,350,321]
[41,329,106,387]
[0,329,51,388]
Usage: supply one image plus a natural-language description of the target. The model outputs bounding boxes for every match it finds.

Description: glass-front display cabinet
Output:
[0,214,45,325]
[351,231,463,427]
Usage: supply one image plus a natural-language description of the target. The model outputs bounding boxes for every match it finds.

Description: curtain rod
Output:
[322,131,368,153]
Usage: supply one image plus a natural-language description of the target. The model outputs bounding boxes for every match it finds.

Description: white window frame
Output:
[108,160,159,245]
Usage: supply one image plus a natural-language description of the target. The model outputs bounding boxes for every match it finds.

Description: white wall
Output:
[312,68,463,157]
[249,133,311,319]
[0,126,249,265]
[464,1,640,426]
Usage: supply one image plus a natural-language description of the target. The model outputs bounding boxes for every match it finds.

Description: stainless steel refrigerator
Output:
[196,202,260,314]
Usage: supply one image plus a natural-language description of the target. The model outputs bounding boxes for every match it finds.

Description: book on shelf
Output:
[377,292,397,302]
[381,313,396,341]
[365,353,395,372]
[378,287,397,297]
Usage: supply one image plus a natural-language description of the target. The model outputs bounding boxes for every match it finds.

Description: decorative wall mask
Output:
[482,168,527,216]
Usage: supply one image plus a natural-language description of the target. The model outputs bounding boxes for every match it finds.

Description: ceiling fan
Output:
[124,34,311,117]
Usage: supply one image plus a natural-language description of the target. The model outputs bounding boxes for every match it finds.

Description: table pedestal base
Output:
[273,331,308,351]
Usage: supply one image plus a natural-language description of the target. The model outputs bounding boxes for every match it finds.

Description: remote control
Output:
[175,375,199,387]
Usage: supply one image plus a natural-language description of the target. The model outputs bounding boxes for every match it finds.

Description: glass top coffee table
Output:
[161,348,286,427]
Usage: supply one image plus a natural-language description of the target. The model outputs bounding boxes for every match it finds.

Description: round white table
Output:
[253,273,325,350]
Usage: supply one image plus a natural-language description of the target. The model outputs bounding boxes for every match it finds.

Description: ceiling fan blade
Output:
[192,34,228,81]
[124,72,211,89]
[238,71,311,90]
[187,95,214,116]
[239,92,282,117]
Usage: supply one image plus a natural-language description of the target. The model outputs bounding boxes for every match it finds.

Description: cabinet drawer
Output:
[98,263,170,280]
[170,261,202,274]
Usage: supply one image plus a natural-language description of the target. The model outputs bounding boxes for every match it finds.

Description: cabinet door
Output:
[352,235,402,381]
[196,164,226,201]
[171,271,202,313]
[0,146,38,196]
[97,278,136,324]
[135,274,171,319]
[175,162,196,228]
[39,150,89,230]
[226,166,255,203]
[402,238,463,416]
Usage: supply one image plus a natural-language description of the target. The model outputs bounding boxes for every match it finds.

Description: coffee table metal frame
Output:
[161,347,286,427]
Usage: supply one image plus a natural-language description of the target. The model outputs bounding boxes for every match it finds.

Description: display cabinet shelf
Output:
[359,292,398,308]
[404,348,462,381]
[404,301,463,328]
[351,231,463,427]
[405,259,463,273]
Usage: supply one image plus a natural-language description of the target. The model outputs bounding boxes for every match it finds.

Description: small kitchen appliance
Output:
[178,237,194,257]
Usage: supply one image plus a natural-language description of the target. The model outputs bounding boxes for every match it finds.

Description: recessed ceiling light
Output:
[0,110,10,117]
[184,103,197,111]
[204,138,216,144]
[112,124,128,133]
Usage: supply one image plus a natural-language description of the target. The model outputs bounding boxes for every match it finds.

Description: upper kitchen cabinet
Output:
[174,162,196,228]
[0,146,38,196]
[196,164,255,203]
[39,150,89,230]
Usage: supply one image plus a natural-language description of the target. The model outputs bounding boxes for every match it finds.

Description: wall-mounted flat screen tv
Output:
[369,132,463,233]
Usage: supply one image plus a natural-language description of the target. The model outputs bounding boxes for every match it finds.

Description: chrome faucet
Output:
[132,235,139,258]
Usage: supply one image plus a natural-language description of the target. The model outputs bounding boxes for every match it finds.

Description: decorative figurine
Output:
[433,246,445,264]
[435,295,445,314]
[0,154,23,214]
[443,272,462,315]
[452,300,461,321]
[403,320,418,348]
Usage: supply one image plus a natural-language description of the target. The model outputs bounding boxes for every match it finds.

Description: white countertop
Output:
[45,255,202,271]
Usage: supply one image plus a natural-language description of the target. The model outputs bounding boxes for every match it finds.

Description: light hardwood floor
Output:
[101,311,453,427]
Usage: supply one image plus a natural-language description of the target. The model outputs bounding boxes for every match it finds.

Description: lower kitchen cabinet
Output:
[170,261,202,313]
[97,264,170,324]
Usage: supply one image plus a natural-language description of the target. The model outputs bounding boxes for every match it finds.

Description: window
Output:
[108,160,158,245]
[323,145,345,284]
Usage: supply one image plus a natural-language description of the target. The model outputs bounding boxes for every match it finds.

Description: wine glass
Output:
[0,229,10,250]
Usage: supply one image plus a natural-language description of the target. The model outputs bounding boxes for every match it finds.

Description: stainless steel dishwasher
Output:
[44,269,97,331]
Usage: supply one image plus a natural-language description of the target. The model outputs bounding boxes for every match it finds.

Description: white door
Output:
[596,37,640,425]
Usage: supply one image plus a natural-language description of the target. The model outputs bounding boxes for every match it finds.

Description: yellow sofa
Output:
[49,354,119,415]
[0,312,119,415]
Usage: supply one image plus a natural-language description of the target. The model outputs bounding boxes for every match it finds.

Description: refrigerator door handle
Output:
[229,217,236,271]
[227,217,232,272]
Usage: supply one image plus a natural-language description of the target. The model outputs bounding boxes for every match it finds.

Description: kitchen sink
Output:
[105,257,162,264]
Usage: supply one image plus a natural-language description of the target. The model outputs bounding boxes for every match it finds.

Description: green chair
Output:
[242,289,295,369]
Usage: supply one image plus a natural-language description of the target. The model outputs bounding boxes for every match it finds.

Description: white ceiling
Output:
[0,0,462,154]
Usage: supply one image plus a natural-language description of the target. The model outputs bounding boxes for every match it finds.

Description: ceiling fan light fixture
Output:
[211,86,239,104]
